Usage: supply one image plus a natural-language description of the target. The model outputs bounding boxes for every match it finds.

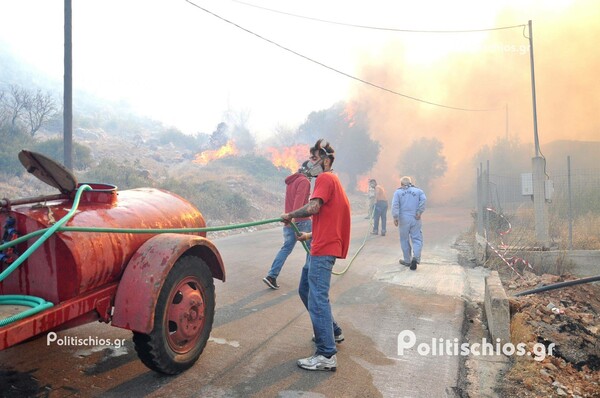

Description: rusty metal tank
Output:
[0,151,205,303]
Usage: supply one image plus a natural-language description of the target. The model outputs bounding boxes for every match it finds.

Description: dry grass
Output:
[553,212,600,250]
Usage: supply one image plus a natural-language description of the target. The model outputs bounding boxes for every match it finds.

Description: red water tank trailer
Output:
[0,151,225,374]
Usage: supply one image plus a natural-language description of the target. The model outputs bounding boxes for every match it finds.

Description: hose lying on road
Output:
[513,274,600,296]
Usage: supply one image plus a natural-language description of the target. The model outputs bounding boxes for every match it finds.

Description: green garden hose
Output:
[0,185,307,326]
[332,203,376,275]
[0,295,54,327]
[0,184,92,326]
[1,184,373,326]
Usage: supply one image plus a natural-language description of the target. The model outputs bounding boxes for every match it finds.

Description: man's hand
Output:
[415,213,421,220]
[297,232,312,242]
[280,213,292,225]
[394,219,399,227]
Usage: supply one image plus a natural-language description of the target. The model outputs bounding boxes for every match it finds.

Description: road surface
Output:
[0,206,486,397]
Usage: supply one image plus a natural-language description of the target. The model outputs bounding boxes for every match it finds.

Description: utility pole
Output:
[64,0,73,170]
[528,20,549,246]
[505,104,508,140]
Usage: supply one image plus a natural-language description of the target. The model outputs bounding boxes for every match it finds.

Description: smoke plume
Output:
[349,1,600,203]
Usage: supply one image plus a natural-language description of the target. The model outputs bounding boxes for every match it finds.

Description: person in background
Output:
[370,179,388,236]
[281,139,351,372]
[391,176,426,271]
[365,179,376,219]
[263,161,312,290]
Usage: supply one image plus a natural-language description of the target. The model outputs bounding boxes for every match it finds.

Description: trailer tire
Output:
[133,255,215,375]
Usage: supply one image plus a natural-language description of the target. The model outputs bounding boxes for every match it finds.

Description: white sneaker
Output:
[297,354,337,371]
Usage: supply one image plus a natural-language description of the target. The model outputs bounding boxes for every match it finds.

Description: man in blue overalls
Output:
[391,176,427,271]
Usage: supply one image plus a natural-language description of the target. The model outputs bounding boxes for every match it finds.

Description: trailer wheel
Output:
[133,255,215,375]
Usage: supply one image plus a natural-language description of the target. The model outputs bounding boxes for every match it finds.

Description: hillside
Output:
[0,129,369,231]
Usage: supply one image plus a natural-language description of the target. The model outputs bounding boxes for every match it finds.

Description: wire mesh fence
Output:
[476,158,600,253]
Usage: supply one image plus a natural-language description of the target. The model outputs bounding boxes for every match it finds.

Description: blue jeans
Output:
[267,220,311,278]
[298,255,341,357]
[373,200,388,234]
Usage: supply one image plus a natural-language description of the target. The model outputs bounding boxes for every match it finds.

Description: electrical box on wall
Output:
[521,173,533,195]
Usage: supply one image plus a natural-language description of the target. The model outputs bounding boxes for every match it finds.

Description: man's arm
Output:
[281,198,323,224]
[416,190,427,219]
[391,191,400,226]
[391,191,399,219]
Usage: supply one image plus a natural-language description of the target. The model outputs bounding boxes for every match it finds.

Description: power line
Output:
[231,0,526,33]
[185,0,498,112]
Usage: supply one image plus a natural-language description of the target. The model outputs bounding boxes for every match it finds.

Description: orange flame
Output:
[357,176,370,192]
[265,144,311,173]
[193,140,239,164]
[345,102,356,128]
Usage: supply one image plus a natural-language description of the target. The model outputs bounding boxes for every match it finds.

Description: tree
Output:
[0,85,57,137]
[472,135,530,177]
[397,137,447,194]
[24,89,58,136]
[296,102,380,192]
[0,90,7,129]
[208,122,228,149]
[4,85,29,133]
[225,108,255,153]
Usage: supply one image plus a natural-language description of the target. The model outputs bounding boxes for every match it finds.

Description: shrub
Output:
[82,158,151,189]
[209,155,289,181]
[0,132,31,175]
[160,179,251,223]
[31,138,92,170]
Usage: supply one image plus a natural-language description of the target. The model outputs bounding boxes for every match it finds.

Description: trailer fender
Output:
[111,233,225,333]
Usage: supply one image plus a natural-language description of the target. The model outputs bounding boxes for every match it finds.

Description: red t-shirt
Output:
[310,172,351,258]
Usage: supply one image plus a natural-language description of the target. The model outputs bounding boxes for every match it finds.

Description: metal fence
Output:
[476,157,600,251]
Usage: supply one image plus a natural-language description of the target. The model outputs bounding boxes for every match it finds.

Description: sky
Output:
[1,0,598,200]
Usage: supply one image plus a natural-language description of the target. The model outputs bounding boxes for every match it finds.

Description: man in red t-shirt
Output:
[281,139,351,372]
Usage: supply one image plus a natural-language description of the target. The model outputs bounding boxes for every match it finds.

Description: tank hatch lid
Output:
[18,150,78,194]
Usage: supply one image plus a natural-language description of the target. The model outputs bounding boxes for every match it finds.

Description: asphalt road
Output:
[0,206,483,398]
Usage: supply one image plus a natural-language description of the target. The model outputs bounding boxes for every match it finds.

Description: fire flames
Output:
[265,144,311,173]
[192,141,312,174]
[193,140,239,165]
[357,176,370,192]
[345,102,357,128]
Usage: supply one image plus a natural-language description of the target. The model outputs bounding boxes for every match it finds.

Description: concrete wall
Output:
[483,271,510,345]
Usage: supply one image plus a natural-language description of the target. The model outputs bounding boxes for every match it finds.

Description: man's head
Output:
[369,179,377,187]
[400,176,412,188]
[309,145,318,161]
[307,139,335,177]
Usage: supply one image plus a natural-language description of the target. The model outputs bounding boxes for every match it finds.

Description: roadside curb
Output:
[484,271,510,344]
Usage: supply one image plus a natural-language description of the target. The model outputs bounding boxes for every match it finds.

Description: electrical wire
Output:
[184,0,498,112]
[231,0,526,34]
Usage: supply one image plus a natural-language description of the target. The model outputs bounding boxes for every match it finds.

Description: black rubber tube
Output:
[514,274,600,296]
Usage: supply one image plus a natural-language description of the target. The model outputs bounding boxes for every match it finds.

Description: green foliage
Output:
[156,128,202,151]
[0,131,31,175]
[82,158,151,189]
[231,124,256,153]
[209,155,289,181]
[397,137,447,194]
[296,102,380,191]
[31,138,92,170]
[160,178,251,223]
[473,136,531,177]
